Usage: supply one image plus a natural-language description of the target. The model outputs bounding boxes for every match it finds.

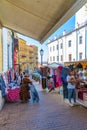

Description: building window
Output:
[50,47,52,52]
[68,40,71,47]
[57,56,59,61]
[60,43,63,49]
[79,52,82,60]
[79,36,82,44]
[69,54,72,61]
[50,57,52,61]
[57,44,59,50]
[53,56,55,61]
[53,46,55,51]
[61,55,63,61]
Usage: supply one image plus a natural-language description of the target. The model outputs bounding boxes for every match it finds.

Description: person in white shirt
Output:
[67,70,77,106]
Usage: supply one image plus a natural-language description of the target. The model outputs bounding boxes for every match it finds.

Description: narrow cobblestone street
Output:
[0,82,87,130]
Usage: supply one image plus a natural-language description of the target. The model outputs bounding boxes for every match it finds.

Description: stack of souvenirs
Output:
[0,70,21,102]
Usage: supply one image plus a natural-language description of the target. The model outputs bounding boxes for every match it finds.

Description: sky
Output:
[18,15,75,62]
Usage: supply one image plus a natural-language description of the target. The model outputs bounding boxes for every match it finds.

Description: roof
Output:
[0,0,86,43]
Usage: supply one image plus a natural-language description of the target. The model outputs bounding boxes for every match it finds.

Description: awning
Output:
[0,0,87,43]
[48,62,63,68]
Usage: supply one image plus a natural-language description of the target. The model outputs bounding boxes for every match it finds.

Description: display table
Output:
[6,88,20,102]
[76,81,87,107]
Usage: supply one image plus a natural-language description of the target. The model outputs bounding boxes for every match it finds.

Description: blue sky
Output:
[18,15,75,62]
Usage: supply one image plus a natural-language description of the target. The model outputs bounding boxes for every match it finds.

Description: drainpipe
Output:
[7,43,10,70]
[57,39,59,63]
[85,26,87,59]
[1,26,3,72]
[76,29,78,61]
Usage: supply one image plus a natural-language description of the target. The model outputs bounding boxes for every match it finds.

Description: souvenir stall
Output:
[0,70,21,110]
[47,63,63,93]
[66,63,87,107]
[64,59,87,69]
[5,70,21,102]
[76,65,87,107]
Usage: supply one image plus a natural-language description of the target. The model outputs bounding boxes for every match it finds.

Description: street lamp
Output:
[40,49,44,66]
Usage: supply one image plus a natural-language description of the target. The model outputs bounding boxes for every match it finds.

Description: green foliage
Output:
[32,73,40,81]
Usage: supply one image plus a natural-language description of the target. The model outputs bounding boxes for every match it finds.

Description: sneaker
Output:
[64,99,69,104]
[69,102,74,107]
[74,102,78,105]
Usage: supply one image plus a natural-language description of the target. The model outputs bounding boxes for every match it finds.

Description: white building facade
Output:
[2,28,13,72]
[47,4,87,64]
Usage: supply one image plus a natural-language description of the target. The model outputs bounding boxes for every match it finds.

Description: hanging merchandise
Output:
[5,70,21,102]
[0,75,6,98]
[0,74,6,110]
[76,63,83,69]
[56,66,63,87]
[61,67,69,99]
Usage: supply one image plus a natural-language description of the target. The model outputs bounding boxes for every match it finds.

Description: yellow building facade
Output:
[28,45,38,70]
[0,28,2,72]
[18,38,27,72]
[18,38,38,72]
[31,45,38,70]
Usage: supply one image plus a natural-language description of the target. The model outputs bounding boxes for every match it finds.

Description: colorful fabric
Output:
[6,88,20,101]
[56,75,62,86]
[0,75,6,97]
[30,84,39,103]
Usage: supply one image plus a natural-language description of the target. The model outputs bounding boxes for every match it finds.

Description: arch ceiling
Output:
[0,0,87,43]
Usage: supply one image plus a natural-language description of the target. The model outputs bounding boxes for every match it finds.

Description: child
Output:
[67,70,77,106]
[29,82,39,103]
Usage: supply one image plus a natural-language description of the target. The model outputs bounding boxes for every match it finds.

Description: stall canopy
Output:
[0,0,86,43]
[48,62,63,68]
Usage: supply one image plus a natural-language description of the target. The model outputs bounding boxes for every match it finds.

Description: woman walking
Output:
[20,74,32,103]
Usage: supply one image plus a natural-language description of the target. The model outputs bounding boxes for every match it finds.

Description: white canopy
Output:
[0,0,87,43]
[48,62,63,68]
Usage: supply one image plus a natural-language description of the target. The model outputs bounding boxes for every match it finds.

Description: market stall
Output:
[41,62,64,93]
[0,70,21,110]
[64,59,87,69]
[76,68,87,107]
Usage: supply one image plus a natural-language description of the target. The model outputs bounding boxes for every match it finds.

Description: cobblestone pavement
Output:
[0,82,87,130]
